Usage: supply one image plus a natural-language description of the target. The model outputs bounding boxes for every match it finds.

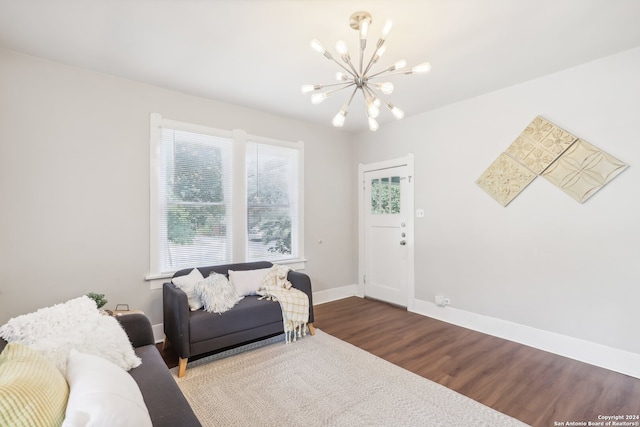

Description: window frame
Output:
[147,113,305,287]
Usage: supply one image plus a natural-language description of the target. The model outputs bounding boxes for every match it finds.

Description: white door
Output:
[363,166,410,306]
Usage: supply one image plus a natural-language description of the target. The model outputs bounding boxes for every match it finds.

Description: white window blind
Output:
[246,142,299,261]
[159,128,233,272]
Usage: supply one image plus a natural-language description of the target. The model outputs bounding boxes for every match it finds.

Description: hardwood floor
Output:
[158,297,640,426]
[313,297,640,427]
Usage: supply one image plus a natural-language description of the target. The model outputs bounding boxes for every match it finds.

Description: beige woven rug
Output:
[171,330,529,427]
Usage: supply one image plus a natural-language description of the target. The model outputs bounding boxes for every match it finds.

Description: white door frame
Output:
[358,153,415,311]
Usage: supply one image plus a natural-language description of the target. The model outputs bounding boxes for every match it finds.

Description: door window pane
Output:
[371,178,380,213]
[371,176,401,215]
[390,176,401,214]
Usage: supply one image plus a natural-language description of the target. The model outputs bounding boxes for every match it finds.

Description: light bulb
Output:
[367,102,380,119]
[373,97,381,107]
[332,110,347,127]
[310,39,326,54]
[301,84,319,94]
[390,59,407,71]
[373,45,387,63]
[311,92,330,105]
[390,105,404,120]
[382,20,393,38]
[360,19,369,40]
[368,116,379,131]
[411,62,432,74]
[335,40,348,56]
[377,82,394,95]
[335,72,349,81]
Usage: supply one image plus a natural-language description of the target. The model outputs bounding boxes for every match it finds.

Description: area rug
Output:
[171,330,529,427]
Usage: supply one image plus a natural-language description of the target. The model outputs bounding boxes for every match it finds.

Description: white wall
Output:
[354,47,640,356]
[0,48,357,326]
[3,42,639,373]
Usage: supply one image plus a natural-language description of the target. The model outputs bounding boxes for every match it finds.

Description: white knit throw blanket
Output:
[259,285,309,343]
[258,265,309,343]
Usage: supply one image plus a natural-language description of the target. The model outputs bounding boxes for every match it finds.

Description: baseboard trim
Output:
[152,323,164,344]
[410,298,640,379]
[312,284,358,305]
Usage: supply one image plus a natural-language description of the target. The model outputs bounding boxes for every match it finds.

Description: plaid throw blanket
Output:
[258,265,309,343]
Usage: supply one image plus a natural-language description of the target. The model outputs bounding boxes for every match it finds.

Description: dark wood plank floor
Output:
[313,297,640,427]
[158,297,640,427]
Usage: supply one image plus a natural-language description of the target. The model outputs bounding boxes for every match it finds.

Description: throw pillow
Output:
[63,349,152,427]
[228,268,271,296]
[171,268,205,311]
[0,295,97,339]
[195,272,243,314]
[0,296,141,375]
[0,343,69,427]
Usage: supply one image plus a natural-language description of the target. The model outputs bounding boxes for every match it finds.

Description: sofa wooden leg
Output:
[308,323,316,336]
[162,338,170,351]
[178,357,188,378]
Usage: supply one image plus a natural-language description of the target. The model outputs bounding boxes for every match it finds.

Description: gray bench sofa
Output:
[163,261,315,377]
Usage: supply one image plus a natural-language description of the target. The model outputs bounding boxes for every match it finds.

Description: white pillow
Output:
[0,296,141,375]
[63,349,152,427]
[195,272,243,314]
[171,268,205,311]
[228,268,271,296]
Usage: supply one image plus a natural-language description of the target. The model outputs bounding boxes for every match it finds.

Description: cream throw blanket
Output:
[258,265,309,343]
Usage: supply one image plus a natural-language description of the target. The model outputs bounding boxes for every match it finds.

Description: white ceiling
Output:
[2,0,640,132]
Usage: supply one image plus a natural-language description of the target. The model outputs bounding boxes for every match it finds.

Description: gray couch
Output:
[163,261,315,377]
[117,314,201,426]
[0,313,201,427]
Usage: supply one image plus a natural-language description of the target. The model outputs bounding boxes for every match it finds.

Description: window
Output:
[149,114,304,276]
[246,142,299,261]
[371,175,401,214]
[159,129,233,270]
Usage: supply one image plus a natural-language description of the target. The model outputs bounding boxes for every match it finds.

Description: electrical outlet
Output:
[416,209,425,218]
[435,295,450,307]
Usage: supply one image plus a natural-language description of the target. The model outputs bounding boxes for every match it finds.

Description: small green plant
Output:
[86,292,108,309]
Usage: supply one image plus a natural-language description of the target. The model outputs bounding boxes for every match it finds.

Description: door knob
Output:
[399,240,406,246]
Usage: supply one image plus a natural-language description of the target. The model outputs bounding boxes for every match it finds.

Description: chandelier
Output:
[302,11,431,131]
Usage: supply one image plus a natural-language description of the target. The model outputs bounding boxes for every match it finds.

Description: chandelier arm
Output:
[366,86,405,119]
[312,81,357,90]
[368,70,408,79]
[363,38,385,75]
[345,86,359,109]
[343,56,360,78]
[368,63,430,79]
[362,83,376,101]
[366,84,389,102]
[325,82,357,96]
[359,43,365,75]
[328,56,358,79]
[366,67,398,80]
